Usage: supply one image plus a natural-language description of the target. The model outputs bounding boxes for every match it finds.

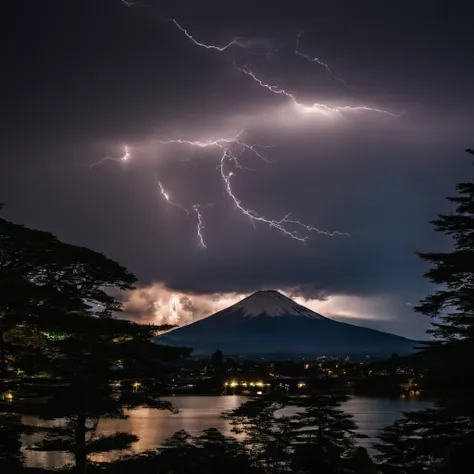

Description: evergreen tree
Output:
[24,315,188,473]
[109,428,260,474]
[289,390,363,474]
[224,390,362,473]
[414,150,474,415]
[0,210,190,472]
[224,392,294,473]
[375,408,474,473]
[0,206,137,379]
[160,428,259,474]
[376,149,474,472]
[346,447,378,474]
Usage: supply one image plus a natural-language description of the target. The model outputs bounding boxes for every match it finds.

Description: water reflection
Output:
[23,395,430,469]
[344,395,431,450]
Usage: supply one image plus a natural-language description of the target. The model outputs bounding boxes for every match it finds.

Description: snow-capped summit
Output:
[156,290,417,357]
[229,290,326,320]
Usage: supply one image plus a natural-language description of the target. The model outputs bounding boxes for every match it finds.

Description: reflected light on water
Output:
[23,395,430,469]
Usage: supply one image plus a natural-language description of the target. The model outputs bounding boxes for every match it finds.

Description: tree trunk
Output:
[74,414,87,474]
[0,317,6,380]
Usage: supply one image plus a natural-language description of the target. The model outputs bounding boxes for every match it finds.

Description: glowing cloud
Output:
[121,283,395,328]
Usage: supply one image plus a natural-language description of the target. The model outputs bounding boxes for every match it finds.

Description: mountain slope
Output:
[156,290,418,357]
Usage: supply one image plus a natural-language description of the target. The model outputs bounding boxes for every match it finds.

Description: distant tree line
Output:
[2,148,474,473]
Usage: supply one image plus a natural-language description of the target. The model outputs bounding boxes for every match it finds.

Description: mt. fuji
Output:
[225,290,327,321]
[156,291,417,357]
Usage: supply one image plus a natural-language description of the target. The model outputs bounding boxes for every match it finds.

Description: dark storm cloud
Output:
[4,0,474,339]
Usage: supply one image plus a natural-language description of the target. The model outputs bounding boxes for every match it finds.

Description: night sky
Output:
[5,0,474,339]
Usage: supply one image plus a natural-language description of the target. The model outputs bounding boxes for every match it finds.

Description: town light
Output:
[2,391,14,402]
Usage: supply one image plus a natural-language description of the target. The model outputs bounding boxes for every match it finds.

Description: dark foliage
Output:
[377,149,474,472]
[0,209,190,473]
[224,389,363,473]
[104,428,262,474]
[0,412,24,473]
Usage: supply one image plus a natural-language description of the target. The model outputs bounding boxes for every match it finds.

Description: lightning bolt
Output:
[157,180,208,248]
[166,17,396,116]
[236,65,398,117]
[98,12,380,247]
[119,0,148,7]
[295,29,354,89]
[170,19,244,52]
[161,133,349,242]
[160,131,270,165]
[89,145,131,170]
[193,205,207,248]
[280,218,351,237]
[157,180,189,215]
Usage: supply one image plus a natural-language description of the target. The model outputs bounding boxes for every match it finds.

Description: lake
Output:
[23,395,431,469]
